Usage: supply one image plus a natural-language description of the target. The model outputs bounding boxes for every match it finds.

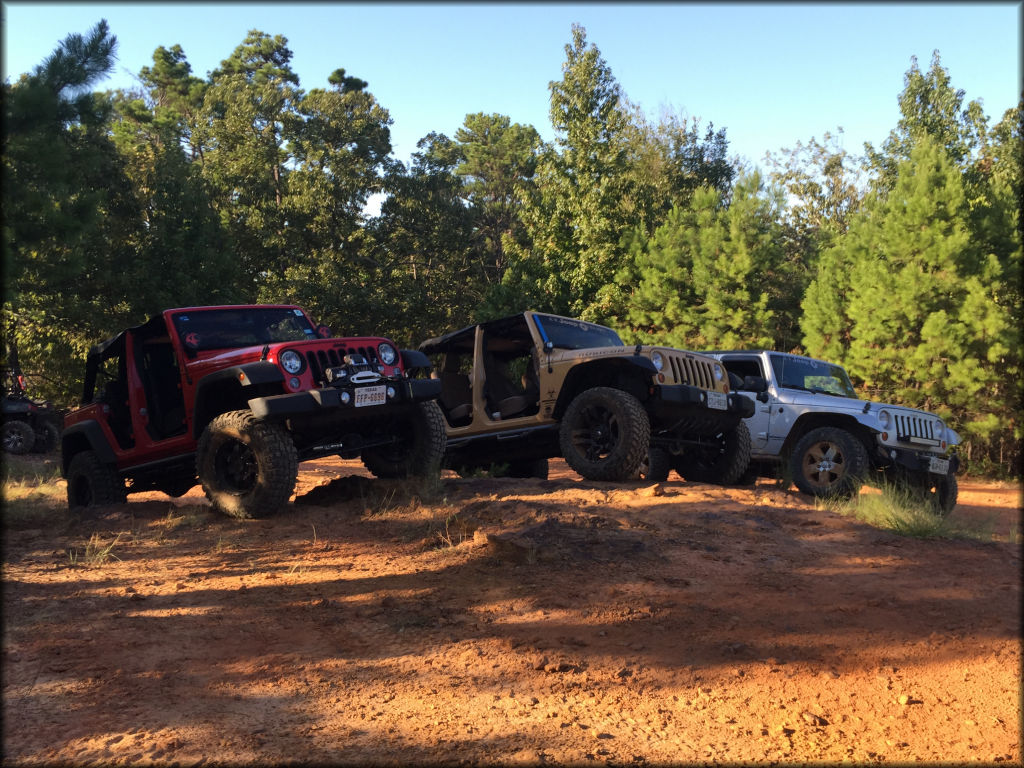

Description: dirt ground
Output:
[2,456,1021,766]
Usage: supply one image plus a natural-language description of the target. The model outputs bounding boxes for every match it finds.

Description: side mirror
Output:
[400,349,432,377]
[316,325,331,339]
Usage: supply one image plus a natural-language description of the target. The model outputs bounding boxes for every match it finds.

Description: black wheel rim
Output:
[214,438,258,494]
[570,405,620,462]
[4,427,27,452]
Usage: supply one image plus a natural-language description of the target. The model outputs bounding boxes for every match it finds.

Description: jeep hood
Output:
[189,336,389,367]
[783,391,960,446]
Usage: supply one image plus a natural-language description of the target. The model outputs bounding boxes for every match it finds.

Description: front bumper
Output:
[653,384,755,416]
[647,384,754,435]
[248,378,441,420]
[885,445,960,477]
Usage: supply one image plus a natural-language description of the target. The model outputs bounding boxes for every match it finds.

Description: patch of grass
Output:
[68,531,123,567]
[2,470,69,530]
[389,467,446,505]
[823,481,996,541]
[1008,524,1021,545]
[431,512,475,549]
[157,506,208,532]
[368,486,403,516]
[2,453,62,485]
[361,474,448,519]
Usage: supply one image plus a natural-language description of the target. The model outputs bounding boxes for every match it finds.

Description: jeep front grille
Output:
[666,354,714,391]
[893,413,940,445]
[306,346,380,385]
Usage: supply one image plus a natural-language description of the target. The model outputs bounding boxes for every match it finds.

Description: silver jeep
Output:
[706,350,960,513]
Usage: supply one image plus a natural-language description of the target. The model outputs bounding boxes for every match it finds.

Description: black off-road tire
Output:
[361,401,446,479]
[66,450,126,512]
[559,387,650,482]
[905,471,959,516]
[930,472,959,516]
[31,420,60,453]
[3,420,36,455]
[637,447,671,482]
[789,426,868,499]
[196,410,298,519]
[675,422,752,485]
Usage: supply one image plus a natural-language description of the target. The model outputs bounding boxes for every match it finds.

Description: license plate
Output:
[354,385,386,408]
[707,391,727,410]
[928,456,950,475]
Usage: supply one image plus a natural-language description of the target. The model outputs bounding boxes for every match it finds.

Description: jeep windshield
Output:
[534,314,624,350]
[769,354,857,398]
[171,307,317,352]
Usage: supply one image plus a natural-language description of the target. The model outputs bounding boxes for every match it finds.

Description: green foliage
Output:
[2,20,141,403]
[865,51,989,194]
[494,25,644,321]
[825,483,997,542]
[265,65,394,333]
[455,113,541,294]
[804,50,1021,473]
[804,134,1018,469]
[622,172,795,351]
[362,133,478,343]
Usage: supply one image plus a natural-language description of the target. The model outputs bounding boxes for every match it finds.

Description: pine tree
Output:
[494,25,637,321]
[839,136,1014,449]
[624,172,787,351]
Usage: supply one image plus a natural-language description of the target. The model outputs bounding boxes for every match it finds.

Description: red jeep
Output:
[61,305,445,518]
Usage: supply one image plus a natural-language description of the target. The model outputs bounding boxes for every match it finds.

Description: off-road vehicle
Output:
[705,350,960,512]
[419,311,757,483]
[61,305,445,518]
[2,367,61,454]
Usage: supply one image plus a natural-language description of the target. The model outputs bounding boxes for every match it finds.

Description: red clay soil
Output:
[2,457,1021,765]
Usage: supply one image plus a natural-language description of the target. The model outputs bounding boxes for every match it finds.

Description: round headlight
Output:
[713,363,724,381]
[651,351,664,371]
[878,410,891,429]
[280,349,304,375]
[378,343,398,366]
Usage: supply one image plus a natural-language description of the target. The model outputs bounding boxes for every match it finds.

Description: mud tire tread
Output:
[676,422,753,485]
[361,401,446,479]
[638,447,672,482]
[66,449,126,511]
[559,387,650,482]
[196,410,297,519]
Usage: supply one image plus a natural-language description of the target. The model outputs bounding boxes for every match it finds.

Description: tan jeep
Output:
[419,311,756,482]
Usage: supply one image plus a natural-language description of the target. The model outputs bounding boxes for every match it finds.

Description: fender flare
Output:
[553,356,657,417]
[60,420,117,475]
[192,362,284,438]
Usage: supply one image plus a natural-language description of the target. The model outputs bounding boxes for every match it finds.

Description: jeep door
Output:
[123,321,194,461]
[718,354,774,451]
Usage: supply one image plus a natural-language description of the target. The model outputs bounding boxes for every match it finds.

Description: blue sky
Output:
[2,2,1021,169]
